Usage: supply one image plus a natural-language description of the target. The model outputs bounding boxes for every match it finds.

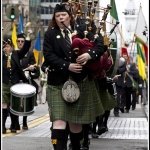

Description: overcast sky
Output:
[99,0,148,42]
[116,0,149,25]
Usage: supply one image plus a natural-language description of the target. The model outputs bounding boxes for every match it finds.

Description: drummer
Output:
[16,33,40,130]
[2,33,31,134]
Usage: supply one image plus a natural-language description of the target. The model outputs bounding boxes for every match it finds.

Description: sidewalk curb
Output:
[141,104,148,120]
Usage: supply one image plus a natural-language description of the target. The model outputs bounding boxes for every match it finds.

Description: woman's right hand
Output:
[68,63,83,73]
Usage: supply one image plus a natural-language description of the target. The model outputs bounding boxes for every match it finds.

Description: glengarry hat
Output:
[54,3,71,15]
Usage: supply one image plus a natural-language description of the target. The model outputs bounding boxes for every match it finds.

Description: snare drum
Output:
[10,83,36,116]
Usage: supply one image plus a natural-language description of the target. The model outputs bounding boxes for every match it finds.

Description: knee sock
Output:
[103,110,110,128]
[51,129,68,150]
[82,124,90,146]
[69,131,83,150]
[92,117,99,133]
[98,115,104,129]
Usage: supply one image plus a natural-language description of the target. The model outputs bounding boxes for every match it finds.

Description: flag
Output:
[136,42,146,80]
[110,0,119,21]
[135,35,148,65]
[109,0,120,49]
[18,14,24,34]
[33,30,41,65]
[11,22,18,50]
[134,5,148,64]
[134,5,148,44]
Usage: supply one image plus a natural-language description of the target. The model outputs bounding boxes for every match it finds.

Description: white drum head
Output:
[10,83,36,96]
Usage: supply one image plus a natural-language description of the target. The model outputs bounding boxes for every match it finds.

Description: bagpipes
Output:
[62,1,119,79]
[71,36,113,79]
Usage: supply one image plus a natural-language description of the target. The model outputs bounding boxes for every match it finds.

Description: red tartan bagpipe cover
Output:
[71,36,113,79]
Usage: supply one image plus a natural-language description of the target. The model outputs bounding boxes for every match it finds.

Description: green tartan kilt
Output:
[46,79,104,124]
[98,88,117,111]
[2,83,12,104]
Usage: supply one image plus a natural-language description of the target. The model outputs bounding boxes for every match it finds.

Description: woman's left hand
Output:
[76,53,91,65]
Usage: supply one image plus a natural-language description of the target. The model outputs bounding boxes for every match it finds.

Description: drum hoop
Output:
[10,83,36,96]
[11,92,36,97]
[10,107,35,116]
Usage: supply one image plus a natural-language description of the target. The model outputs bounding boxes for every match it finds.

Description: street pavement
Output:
[2,101,148,150]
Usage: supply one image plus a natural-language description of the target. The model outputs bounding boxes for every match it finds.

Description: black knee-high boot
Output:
[103,110,110,130]
[51,129,68,150]
[23,116,28,130]
[92,117,99,134]
[97,114,104,129]
[69,131,83,150]
[2,109,8,134]
[82,124,90,149]
[97,114,106,135]
[92,117,99,138]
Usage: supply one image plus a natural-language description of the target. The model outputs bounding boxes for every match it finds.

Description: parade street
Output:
[2,102,148,150]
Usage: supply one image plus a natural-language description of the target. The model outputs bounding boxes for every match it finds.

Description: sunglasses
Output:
[17,40,25,43]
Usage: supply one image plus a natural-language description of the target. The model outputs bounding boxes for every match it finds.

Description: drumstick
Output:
[23,64,36,71]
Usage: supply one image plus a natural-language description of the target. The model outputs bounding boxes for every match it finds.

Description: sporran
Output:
[62,78,80,103]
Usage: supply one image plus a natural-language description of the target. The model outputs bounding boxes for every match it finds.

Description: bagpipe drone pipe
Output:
[61,1,119,78]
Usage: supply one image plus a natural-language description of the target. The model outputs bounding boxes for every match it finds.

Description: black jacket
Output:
[43,27,104,85]
[3,40,31,85]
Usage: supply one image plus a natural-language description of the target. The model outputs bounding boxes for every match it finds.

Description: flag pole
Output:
[117,25,125,46]
[130,4,141,53]
[37,28,42,66]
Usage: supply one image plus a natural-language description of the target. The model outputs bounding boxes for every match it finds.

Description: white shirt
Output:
[60,27,72,43]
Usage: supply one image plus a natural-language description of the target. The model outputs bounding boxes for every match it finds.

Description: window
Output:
[41,19,50,26]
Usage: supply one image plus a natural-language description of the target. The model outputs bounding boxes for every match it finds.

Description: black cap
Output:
[3,35,13,47]
[54,4,71,15]
[17,33,26,39]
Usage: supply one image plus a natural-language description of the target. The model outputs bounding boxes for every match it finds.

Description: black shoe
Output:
[2,127,6,134]
[114,113,120,117]
[125,109,129,113]
[16,123,21,130]
[80,142,89,150]
[11,129,17,133]
[22,124,28,130]
[120,108,124,113]
[80,145,89,150]
[92,133,99,138]
[132,107,135,110]
[10,124,20,130]
[97,126,107,135]
[104,126,108,132]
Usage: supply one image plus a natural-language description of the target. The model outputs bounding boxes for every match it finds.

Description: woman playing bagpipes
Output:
[42,2,107,149]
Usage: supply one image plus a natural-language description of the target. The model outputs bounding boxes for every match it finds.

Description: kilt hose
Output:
[46,79,104,124]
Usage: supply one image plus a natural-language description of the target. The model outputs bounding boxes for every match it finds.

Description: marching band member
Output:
[92,48,117,138]
[2,34,31,134]
[43,3,105,150]
[16,33,40,130]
